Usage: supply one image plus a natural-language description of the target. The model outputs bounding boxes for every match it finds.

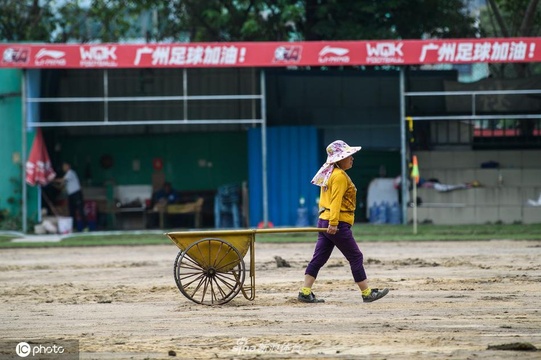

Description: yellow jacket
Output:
[318,167,357,226]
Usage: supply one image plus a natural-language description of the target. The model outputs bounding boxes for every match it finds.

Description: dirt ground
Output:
[1,238,540,359]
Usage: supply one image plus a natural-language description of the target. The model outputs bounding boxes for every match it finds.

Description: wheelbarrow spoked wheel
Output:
[173,238,246,305]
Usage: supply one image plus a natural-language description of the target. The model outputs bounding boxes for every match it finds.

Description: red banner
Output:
[1,37,539,69]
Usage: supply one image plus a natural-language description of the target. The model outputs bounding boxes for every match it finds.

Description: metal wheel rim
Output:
[173,238,245,305]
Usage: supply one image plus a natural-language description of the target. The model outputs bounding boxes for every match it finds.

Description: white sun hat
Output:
[311,140,362,188]
[324,140,362,163]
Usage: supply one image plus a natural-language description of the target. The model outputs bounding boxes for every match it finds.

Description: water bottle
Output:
[377,201,387,224]
[296,197,309,227]
[389,202,401,224]
[385,201,392,224]
[369,202,379,224]
[312,197,320,226]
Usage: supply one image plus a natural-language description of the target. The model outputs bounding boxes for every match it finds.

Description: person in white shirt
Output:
[56,161,88,231]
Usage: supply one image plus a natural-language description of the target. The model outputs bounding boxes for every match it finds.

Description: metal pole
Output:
[27,94,265,102]
[399,68,408,225]
[21,70,27,233]
[183,68,188,121]
[29,119,264,127]
[251,68,256,122]
[412,182,418,234]
[260,70,269,227]
[103,70,109,122]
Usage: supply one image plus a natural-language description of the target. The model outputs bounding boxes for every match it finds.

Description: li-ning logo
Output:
[273,46,302,62]
[318,46,350,64]
[34,49,66,66]
[36,49,65,60]
[365,42,404,64]
[79,46,118,67]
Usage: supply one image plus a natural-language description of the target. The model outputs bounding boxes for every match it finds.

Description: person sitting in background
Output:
[152,182,179,208]
[147,182,179,229]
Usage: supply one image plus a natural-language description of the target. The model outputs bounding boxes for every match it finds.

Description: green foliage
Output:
[161,0,305,42]
[54,0,150,42]
[301,0,476,41]
[3,0,539,45]
[478,0,541,77]
[161,0,477,41]
[0,175,21,230]
[0,0,55,41]
[0,212,22,231]
[0,173,36,232]
[1,0,479,43]
[480,0,541,37]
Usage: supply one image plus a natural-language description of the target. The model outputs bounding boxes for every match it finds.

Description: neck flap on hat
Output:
[311,162,336,188]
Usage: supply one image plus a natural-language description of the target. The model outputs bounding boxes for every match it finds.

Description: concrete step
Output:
[418,169,541,187]
[408,205,541,224]
[417,186,541,206]
[416,150,541,170]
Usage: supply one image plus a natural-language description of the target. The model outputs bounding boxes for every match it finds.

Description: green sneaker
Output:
[362,288,389,303]
[298,291,325,303]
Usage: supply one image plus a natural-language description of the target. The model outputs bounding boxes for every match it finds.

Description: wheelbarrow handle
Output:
[253,227,327,234]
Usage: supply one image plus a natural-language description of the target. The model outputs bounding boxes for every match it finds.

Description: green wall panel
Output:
[57,132,248,191]
[0,69,24,221]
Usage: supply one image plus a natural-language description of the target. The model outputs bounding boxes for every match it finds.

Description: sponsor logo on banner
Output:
[2,47,30,64]
[365,42,404,64]
[79,46,118,67]
[318,46,350,64]
[34,49,67,66]
[273,46,302,63]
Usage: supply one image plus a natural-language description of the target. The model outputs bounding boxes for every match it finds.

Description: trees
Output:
[140,0,307,42]
[0,0,150,43]
[54,0,147,43]
[483,0,540,38]
[1,0,479,43]
[477,0,540,140]
[0,0,54,41]
[301,0,477,41]
[479,0,541,77]
[153,0,477,42]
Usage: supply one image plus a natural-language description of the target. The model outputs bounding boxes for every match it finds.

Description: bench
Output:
[155,197,205,229]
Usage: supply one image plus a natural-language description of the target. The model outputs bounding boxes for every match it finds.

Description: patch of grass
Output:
[61,234,171,247]
[0,234,170,248]
[1,223,540,248]
[0,235,14,244]
[255,223,541,243]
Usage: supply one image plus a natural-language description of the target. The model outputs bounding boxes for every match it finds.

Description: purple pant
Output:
[305,219,367,283]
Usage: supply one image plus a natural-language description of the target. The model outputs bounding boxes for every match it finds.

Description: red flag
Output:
[25,129,56,186]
